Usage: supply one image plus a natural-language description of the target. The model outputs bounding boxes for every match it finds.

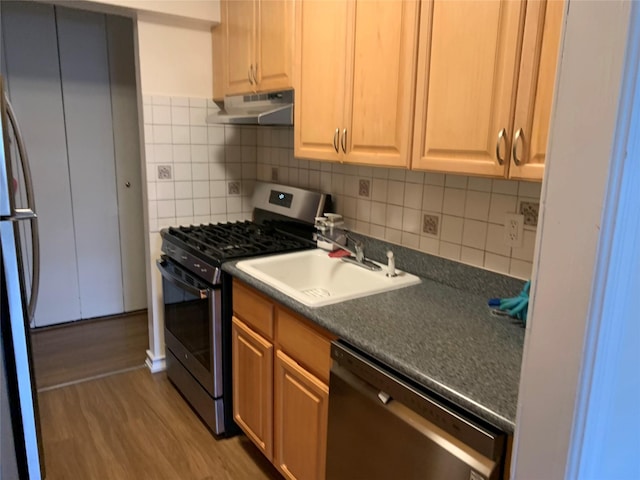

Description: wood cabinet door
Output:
[343,0,419,168]
[412,0,524,176]
[509,0,564,181]
[232,316,274,459]
[224,0,255,95]
[294,0,349,162]
[256,0,294,93]
[274,350,329,480]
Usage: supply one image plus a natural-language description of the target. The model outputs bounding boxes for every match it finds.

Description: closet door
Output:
[1,1,82,327]
[57,7,124,319]
[106,16,146,312]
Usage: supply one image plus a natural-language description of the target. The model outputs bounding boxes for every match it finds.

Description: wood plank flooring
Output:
[38,368,282,480]
[31,311,149,389]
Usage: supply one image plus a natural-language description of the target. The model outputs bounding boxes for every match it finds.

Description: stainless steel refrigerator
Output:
[0,74,44,479]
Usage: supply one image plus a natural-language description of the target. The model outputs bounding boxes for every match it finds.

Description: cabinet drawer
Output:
[233,279,274,340]
[276,308,333,384]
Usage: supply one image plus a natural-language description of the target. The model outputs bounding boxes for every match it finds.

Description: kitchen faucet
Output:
[315,215,381,271]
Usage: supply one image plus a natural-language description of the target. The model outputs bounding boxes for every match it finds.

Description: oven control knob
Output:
[181,255,187,260]
[184,354,188,360]
[194,263,201,268]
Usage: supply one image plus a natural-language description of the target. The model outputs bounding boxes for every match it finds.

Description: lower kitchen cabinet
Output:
[274,350,329,480]
[231,316,274,458]
[232,279,335,480]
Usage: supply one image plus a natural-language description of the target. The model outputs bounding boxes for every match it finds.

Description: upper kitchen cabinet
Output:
[412,0,563,180]
[217,0,294,97]
[294,0,419,167]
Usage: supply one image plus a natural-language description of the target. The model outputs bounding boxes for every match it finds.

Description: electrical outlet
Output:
[504,213,524,247]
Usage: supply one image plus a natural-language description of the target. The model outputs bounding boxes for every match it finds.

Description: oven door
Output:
[157,256,223,398]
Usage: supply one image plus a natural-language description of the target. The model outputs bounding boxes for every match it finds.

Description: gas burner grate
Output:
[165,221,313,262]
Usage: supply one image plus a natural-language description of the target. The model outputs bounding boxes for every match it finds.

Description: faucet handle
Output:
[386,250,397,278]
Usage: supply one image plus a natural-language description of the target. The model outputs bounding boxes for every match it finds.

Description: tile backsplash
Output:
[141,98,539,279]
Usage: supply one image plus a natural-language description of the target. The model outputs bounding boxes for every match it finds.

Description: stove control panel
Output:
[162,241,221,285]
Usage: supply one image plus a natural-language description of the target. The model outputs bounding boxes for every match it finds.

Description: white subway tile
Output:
[405,170,424,184]
[148,200,158,219]
[388,168,406,181]
[208,126,226,145]
[320,172,331,192]
[445,174,468,189]
[492,179,518,195]
[143,124,153,143]
[192,181,209,198]
[355,221,371,235]
[402,208,421,234]
[146,183,157,201]
[425,172,445,186]
[358,166,373,177]
[440,215,463,244]
[190,126,207,145]
[241,127,257,146]
[142,105,153,124]
[226,197,242,214]
[401,232,420,249]
[170,97,189,107]
[155,144,173,164]
[387,180,405,205]
[194,198,210,216]
[371,179,388,202]
[189,107,206,126]
[241,146,257,163]
[152,95,170,106]
[342,196,357,218]
[187,145,206,164]
[462,219,488,250]
[172,144,191,163]
[419,236,439,255]
[225,126,242,145]
[331,173,344,195]
[170,106,189,125]
[442,188,466,216]
[143,94,152,105]
[211,214,228,223]
[226,163,242,181]
[209,145,225,163]
[385,228,402,244]
[486,223,511,256]
[225,146,241,164]
[175,199,193,217]
[484,253,510,274]
[210,198,227,214]
[422,185,444,212]
[344,175,359,197]
[370,202,387,225]
[464,191,490,221]
[509,259,532,279]
[461,247,484,267]
[488,193,518,224]
[372,167,389,179]
[385,204,403,230]
[518,181,542,199]
[242,163,257,179]
[174,181,193,199]
[157,200,176,218]
[209,163,226,181]
[171,126,190,144]
[156,182,175,200]
[369,224,386,239]
[439,241,461,260]
[174,164,192,181]
[194,215,211,225]
[189,98,207,107]
[404,183,423,210]
[153,125,172,144]
[468,177,492,192]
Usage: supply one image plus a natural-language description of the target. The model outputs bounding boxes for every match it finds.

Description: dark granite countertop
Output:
[222,238,526,433]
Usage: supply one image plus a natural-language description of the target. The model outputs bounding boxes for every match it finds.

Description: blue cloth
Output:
[488,281,530,325]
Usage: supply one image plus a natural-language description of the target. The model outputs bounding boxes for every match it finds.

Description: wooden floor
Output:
[31,311,149,390]
[38,368,281,480]
[31,311,280,479]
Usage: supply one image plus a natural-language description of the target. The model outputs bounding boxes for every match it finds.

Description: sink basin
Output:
[236,249,421,307]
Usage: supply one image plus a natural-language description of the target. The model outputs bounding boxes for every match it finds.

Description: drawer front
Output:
[276,308,333,384]
[233,279,274,340]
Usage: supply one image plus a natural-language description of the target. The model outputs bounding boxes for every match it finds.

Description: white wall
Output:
[512,1,632,478]
[137,16,213,98]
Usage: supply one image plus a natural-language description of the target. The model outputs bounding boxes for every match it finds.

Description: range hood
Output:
[207,90,293,126]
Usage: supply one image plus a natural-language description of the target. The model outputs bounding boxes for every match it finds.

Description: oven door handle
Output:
[156,260,210,299]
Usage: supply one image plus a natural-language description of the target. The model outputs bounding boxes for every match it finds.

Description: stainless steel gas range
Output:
[157,182,329,436]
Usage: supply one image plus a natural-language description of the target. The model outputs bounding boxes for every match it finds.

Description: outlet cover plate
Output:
[504,213,524,247]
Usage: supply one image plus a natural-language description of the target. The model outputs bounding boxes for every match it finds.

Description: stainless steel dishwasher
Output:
[326,341,507,480]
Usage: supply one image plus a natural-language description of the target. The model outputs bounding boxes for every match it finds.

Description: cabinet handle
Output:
[253,63,258,84]
[341,128,347,153]
[248,65,254,85]
[496,128,506,165]
[333,128,340,153]
[512,128,524,166]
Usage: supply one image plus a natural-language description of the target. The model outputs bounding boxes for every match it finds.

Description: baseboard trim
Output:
[146,349,166,373]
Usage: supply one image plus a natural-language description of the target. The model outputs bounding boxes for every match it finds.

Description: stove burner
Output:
[164,220,313,263]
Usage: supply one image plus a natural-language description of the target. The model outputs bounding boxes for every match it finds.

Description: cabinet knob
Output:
[496,128,506,166]
[125,181,131,188]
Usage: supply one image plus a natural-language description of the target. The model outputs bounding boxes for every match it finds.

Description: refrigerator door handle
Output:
[4,93,40,324]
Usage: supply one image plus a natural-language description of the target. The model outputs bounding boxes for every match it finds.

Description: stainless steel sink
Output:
[236,249,421,307]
